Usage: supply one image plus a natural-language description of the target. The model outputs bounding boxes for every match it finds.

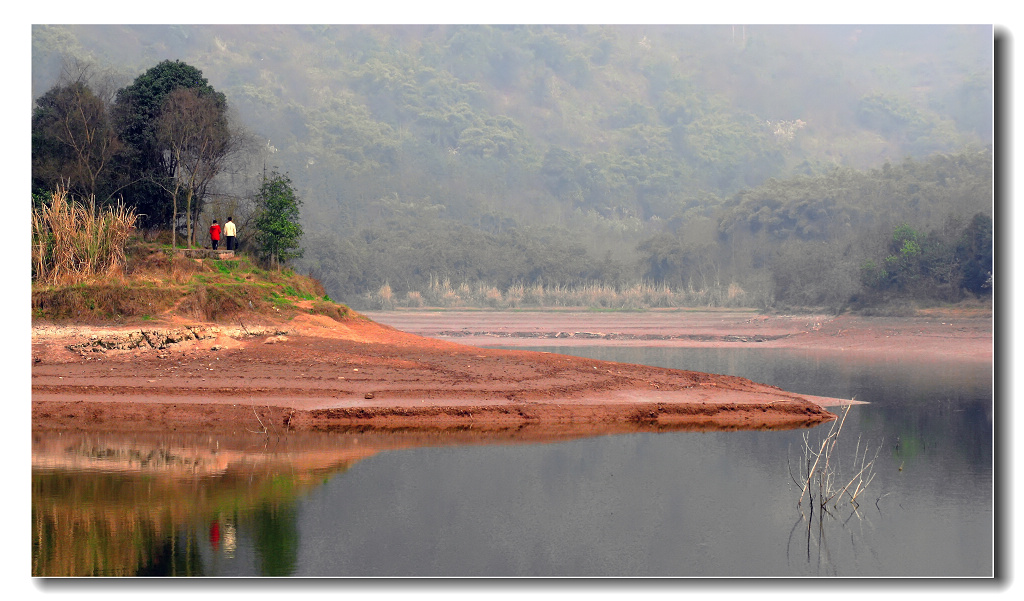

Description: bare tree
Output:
[156,88,243,247]
[32,58,123,213]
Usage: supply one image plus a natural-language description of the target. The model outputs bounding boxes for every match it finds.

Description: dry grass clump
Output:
[504,282,525,307]
[366,277,763,310]
[376,282,395,309]
[32,285,177,321]
[269,269,329,300]
[32,186,138,286]
[425,277,463,307]
[522,283,545,305]
[177,284,255,321]
[406,290,424,307]
[124,246,204,284]
[308,299,351,321]
[482,284,504,308]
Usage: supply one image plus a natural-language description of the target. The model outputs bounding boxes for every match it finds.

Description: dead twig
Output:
[245,404,268,434]
[794,402,881,513]
[244,398,278,436]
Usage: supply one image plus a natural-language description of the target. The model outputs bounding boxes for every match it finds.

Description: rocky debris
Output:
[173,248,235,260]
[67,330,155,353]
[138,327,209,349]
[64,325,289,354]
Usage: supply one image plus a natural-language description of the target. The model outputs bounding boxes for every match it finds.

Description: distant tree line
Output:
[31,27,993,310]
[298,148,992,312]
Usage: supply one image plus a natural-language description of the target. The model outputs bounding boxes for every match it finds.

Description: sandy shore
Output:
[362,309,993,361]
[31,309,991,435]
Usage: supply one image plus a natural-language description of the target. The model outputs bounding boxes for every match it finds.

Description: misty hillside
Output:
[31,24,994,310]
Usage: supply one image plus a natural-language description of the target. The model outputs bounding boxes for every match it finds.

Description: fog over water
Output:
[31,25,994,310]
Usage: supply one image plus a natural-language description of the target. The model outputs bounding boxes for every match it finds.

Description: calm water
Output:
[32,347,993,577]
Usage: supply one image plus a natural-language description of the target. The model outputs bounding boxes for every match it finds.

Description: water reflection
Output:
[519,346,994,477]
[32,348,993,577]
[31,431,351,576]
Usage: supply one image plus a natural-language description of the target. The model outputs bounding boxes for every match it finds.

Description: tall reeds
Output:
[31,186,138,286]
[376,282,394,309]
[791,404,881,512]
[365,276,759,310]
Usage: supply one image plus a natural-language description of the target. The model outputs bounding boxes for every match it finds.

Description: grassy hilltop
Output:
[31,237,349,326]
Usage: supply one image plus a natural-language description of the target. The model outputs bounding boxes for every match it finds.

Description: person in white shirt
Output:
[224,217,237,251]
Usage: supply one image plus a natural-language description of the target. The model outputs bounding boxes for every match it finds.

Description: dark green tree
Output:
[112,60,228,229]
[858,217,992,305]
[957,212,993,295]
[860,223,925,294]
[255,171,304,268]
[252,503,299,577]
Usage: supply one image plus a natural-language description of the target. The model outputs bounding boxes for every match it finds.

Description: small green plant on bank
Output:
[282,284,314,300]
[266,291,295,310]
[254,171,304,269]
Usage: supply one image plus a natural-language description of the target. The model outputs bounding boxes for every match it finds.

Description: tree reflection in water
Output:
[31,430,350,577]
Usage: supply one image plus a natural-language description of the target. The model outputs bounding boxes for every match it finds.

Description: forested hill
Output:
[31,25,994,311]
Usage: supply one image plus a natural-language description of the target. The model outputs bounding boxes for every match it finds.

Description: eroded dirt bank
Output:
[30,311,856,435]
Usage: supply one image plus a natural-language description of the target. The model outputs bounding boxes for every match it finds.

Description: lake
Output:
[31,345,993,577]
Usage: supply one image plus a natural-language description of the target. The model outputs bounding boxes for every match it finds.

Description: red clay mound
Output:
[32,311,841,434]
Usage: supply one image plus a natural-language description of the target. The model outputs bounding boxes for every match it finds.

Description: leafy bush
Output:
[254,171,304,268]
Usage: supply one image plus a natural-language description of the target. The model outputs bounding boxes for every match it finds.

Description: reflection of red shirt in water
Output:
[210,521,221,549]
[210,223,221,241]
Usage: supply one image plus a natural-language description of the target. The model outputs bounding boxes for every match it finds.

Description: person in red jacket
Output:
[210,220,221,250]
